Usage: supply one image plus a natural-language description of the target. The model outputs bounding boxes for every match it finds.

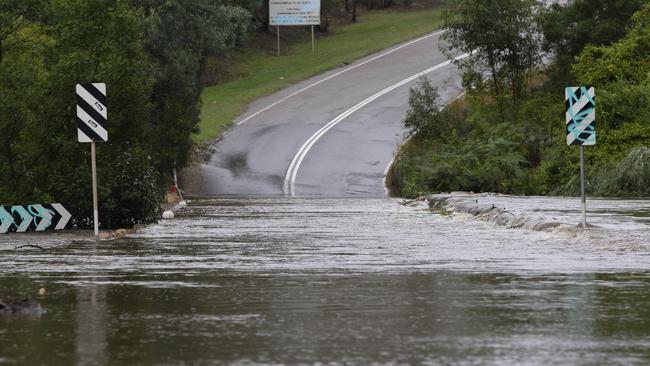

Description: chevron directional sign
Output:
[0,204,72,234]
[76,83,108,142]
[566,86,596,146]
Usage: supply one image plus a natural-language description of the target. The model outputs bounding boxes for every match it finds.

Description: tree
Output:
[0,1,49,202]
[441,0,541,100]
[22,0,160,227]
[402,77,468,140]
[573,4,650,87]
[540,0,646,61]
[134,0,250,175]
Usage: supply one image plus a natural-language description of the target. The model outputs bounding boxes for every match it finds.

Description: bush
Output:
[594,147,650,197]
[98,148,163,229]
[402,77,445,138]
[394,81,529,197]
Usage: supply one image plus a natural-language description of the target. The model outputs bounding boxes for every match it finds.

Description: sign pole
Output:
[277,26,281,56]
[76,82,107,238]
[91,142,99,237]
[579,145,587,229]
[311,25,315,54]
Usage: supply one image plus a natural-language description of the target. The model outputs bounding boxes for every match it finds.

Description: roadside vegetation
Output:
[391,0,650,198]
[1,0,252,228]
[0,0,441,228]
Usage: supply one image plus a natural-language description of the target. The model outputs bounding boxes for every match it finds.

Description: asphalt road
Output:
[189,31,465,197]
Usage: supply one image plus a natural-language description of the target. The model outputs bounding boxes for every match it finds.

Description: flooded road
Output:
[1,196,650,365]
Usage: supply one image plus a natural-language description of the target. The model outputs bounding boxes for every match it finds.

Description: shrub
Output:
[594,147,650,197]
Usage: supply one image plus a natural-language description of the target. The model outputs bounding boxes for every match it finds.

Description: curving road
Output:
[188,30,466,197]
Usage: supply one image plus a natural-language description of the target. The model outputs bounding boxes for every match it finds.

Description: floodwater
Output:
[1,196,649,365]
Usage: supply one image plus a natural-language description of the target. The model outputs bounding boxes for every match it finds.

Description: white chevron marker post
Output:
[76,83,108,237]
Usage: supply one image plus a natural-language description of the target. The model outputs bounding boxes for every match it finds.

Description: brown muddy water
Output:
[1,196,649,365]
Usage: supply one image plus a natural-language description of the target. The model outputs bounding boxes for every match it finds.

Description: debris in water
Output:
[0,299,46,316]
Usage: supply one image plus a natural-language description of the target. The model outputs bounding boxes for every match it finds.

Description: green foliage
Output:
[540,0,646,59]
[594,147,650,197]
[0,0,164,228]
[98,147,163,228]
[540,0,647,83]
[394,3,650,199]
[0,16,49,202]
[138,0,251,173]
[394,80,529,197]
[573,4,650,86]
[35,0,160,228]
[403,77,468,139]
[441,0,541,99]
[395,128,529,197]
[596,79,650,130]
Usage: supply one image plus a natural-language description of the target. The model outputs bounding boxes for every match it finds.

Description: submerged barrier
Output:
[421,193,578,233]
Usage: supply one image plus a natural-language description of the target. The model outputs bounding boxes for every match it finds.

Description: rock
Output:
[178,200,187,208]
[533,221,563,231]
[575,222,601,229]
[508,215,531,229]
[162,210,174,220]
[0,299,45,316]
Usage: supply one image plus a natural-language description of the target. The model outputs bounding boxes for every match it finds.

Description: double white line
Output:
[237,30,445,126]
[283,52,472,196]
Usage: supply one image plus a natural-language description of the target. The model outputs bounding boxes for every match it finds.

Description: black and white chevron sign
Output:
[76,83,108,142]
[0,203,72,234]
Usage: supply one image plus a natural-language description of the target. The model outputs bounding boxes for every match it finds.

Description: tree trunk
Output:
[351,0,357,22]
[487,52,505,123]
[263,0,270,31]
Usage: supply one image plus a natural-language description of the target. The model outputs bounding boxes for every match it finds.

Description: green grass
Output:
[195,8,443,143]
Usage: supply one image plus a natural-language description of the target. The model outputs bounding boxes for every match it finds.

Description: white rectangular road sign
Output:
[77,83,108,142]
[270,0,320,26]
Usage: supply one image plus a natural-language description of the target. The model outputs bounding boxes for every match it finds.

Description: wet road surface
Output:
[190,31,464,197]
[1,196,650,365]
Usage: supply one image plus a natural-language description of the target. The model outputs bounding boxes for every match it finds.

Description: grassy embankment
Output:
[195,8,443,143]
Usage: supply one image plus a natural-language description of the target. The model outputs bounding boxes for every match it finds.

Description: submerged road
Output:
[190,31,465,197]
[2,196,650,364]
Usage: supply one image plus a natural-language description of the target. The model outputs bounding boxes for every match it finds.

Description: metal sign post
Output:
[565,86,595,229]
[76,83,108,238]
[91,142,99,236]
[579,145,586,228]
[311,25,315,54]
[277,26,281,56]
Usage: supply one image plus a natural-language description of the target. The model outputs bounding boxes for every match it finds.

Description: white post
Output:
[173,167,183,201]
[311,25,315,54]
[277,26,281,56]
[580,145,587,229]
[91,142,99,237]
